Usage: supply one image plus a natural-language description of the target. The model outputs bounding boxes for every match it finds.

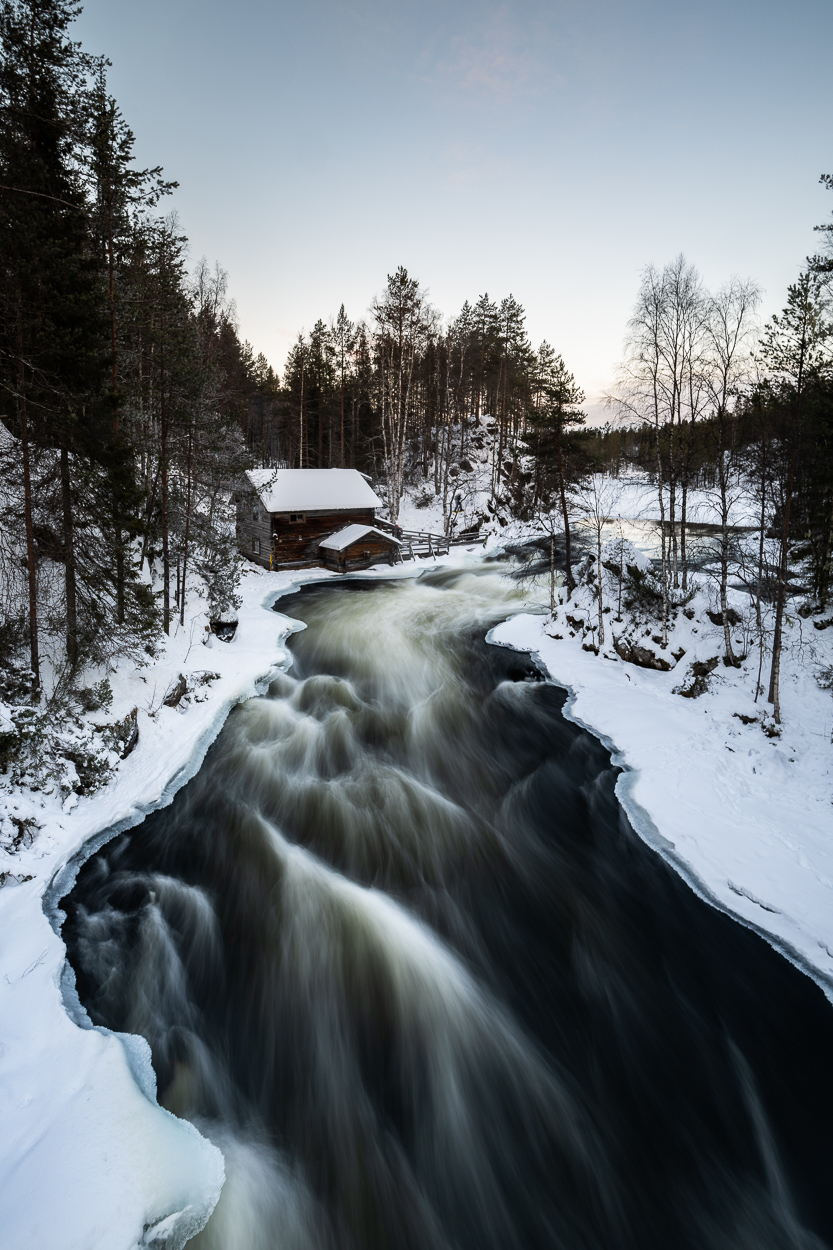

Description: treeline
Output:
[0,0,272,687]
[597,245,832,721]
[254,270,587,529]
[2,0,830,736]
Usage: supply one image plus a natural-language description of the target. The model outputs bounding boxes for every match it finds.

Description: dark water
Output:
[62,565,833,1250]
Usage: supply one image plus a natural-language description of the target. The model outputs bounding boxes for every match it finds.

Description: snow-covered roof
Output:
[246,468,382,513]
[318,524,401,552]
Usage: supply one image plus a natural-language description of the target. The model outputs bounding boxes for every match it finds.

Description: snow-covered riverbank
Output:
[0,559,419,1250]
[2,543,832,1248]
[490,606,833,1003]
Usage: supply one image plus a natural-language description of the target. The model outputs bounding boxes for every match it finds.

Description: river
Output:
[61,563,833,1250]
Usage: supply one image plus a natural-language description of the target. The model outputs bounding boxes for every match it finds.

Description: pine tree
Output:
[756,271,831,721]
[331,304,355,467]
[0,0,105,675]
[526,346,586,596]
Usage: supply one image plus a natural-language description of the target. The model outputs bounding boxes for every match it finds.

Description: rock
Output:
[120,708,139,759]
[614,637,675,671]
[210,619,237,642]
[707,608,741,627]
[676,656,719,697]
[814,616,833,631]
[163,673,187,708]
[460,458,474,473]
[691,657,719,678]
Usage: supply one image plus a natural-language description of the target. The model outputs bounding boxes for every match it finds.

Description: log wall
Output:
[237,504,382,568]
[321,536,400,572]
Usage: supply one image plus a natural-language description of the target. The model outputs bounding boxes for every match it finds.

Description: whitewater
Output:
[55,565,833,1249]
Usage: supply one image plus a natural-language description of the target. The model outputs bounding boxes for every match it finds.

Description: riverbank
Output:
[0,558,425,1250]
[490,604,833,1003]
[2,544,832,1247]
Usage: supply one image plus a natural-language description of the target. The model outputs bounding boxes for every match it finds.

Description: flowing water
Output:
[62,563,833,1250]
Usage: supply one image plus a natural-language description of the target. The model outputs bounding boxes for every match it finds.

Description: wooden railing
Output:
[374,517,483,561]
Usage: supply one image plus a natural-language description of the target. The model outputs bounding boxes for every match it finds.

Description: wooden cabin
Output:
[238,468,387,569]
[319,524,401,572]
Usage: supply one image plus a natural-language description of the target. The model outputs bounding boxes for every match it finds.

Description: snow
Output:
[583,473,762,528]
[318,524,401,551]
[247,468,383,513]
[490,591,833,1004]
[3,506,833,1245]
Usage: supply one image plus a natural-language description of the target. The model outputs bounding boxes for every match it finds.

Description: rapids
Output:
[62,563,833,1250]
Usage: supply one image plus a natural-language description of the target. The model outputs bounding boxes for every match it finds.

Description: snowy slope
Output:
[0,552,442,1250]
[0,563,335,1249]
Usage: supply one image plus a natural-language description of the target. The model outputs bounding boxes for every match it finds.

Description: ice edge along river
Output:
[1,548,832,1249]
[489,605,833,1009]
[488,620,833,1009]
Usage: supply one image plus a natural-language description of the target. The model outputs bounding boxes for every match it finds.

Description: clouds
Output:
[431,6,553,105]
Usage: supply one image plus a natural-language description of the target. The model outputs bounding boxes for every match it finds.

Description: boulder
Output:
[707,607,741,627]
[614,637,675,671]
[162,673,187,708]
[119,707,139,759]
[691,657,719,678]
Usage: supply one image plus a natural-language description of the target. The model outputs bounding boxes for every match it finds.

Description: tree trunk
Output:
[160,345,171,635]
[179,421,193,627]
[16,348,40,686]
[555,427,574,598]
[60,443,78,667]
[767,447,797,723]
[717,419,737,666]
[655,426,669,648]
[596,526,604,647]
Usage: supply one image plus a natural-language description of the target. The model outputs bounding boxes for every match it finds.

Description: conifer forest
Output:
[1,0,832,744]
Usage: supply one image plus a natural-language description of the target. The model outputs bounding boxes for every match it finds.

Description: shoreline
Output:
[2,546,831,1247]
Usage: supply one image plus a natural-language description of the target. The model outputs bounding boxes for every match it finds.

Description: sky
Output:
[74,0,832,420]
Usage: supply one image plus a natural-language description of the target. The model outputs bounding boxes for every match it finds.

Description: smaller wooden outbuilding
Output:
[318,524,401,572]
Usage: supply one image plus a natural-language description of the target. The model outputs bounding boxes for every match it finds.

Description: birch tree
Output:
[703,278,760,666]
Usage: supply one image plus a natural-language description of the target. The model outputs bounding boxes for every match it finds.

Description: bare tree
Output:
[570,475,624,649]
[608,257,705,646]
[703,277,761,665]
